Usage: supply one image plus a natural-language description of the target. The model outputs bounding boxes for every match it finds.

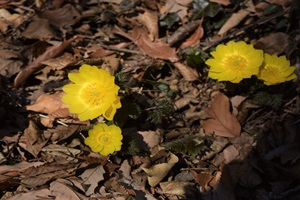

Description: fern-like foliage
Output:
[162,135,210,157]
[253,91,283,110]
[146,99,175,124]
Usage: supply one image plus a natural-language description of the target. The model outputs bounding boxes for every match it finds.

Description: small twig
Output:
[203,9,290,51]
[39,114,69,127]
[98,42,145,55]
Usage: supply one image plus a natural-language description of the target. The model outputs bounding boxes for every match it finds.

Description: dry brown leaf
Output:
[0,9,24,33]
[180,21,204,48]
[137,130,162,148]
[24,120,47,157]
[80,165,105,196]
[191,170,214,191]
[201,93,241,137]
[50,179,87,200]
[0,49,20,59]
[137,10,159,40]
[0,58,23,78]
[26,92,69,116]
[254,32,289,55]
[160,181,195,196]
[159,0,188,20]
[173,62,199,81]
[230,95,247,116]
[14,36,77,87]
[142,152,178,187]
[41,52,76,70]
[114,26,179,62]
[90,42,131,58]
[39,4,82,28]
[4,188,51,200]
[218,9,250,35]
[223,145,239,164]
[168,20,200,46]
[22,17,54,40]
[0,161,44,175]
[209,0,231,6]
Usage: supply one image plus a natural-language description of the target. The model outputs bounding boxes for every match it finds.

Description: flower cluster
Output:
[205,41,297,85]
[62,64,122,155]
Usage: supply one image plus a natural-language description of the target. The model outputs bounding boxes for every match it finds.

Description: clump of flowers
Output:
[62,64,121,121]
[84,123,123,156]
[257,53,297,86]
[205,41,264,83]
[205,41,297,85]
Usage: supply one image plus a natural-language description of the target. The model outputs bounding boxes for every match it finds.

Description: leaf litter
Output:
[0,0,299,199]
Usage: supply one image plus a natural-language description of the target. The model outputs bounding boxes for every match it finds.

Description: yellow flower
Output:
[62,64,121,121]
[257,54,297,86]
[205,41,264,83]
[84,123,122,156]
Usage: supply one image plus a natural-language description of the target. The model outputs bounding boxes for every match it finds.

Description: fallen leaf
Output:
[39,4,82,29]
[218,9,250,35]
[160,181,196,197]
[230,95,247,116]
[114,26,179,62]
[4,188,51,200]
[168,20,201,46]
[137,9,159,40]
[173,62,199,81]
[223,145,239,164]
[254,32,289,55]
[180,20,204,48]
[22,16,54,40]
[209,0,231,6]
[137,130,162,148]
[14,36,77,87]
[0,161,44,175]
[201,93,241,137]
[159,0,189,20]
[24,120,47,157]
[0,58,23,78]
[80,165,105,196]
[50,179,87,200]
[26,92,69,116]
[142,152,179,187]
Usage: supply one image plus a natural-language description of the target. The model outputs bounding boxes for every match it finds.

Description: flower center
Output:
[261,65,281,78]
[97,132,112,145]
[225,55,247,70]
[83,82,105,106]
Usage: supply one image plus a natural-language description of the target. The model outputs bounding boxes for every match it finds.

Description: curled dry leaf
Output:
[114,26,179,62]
[14,36,77,87]
[50,179,87,200]
[24,120,47,157]
[26,92,69,116]
[79,165,105,196]
[173,62,199,81]
[218,9,250,35]
[142,152,179,187]
[39,4,82,29]
[137,9,159,40]
[180,20,204,48]
[201,93,241,137]
[209,0,231,6]
[160,181,196,197]
[168,20,200,46]
[22,17,54,40]
[254,32,289,55]
[137,130,162,148]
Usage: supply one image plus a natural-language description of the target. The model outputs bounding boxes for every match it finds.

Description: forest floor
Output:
[0,0,300,199]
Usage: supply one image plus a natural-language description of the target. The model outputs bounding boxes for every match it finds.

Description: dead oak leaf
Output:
[201,93,241,137]
[114,26,179,62]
